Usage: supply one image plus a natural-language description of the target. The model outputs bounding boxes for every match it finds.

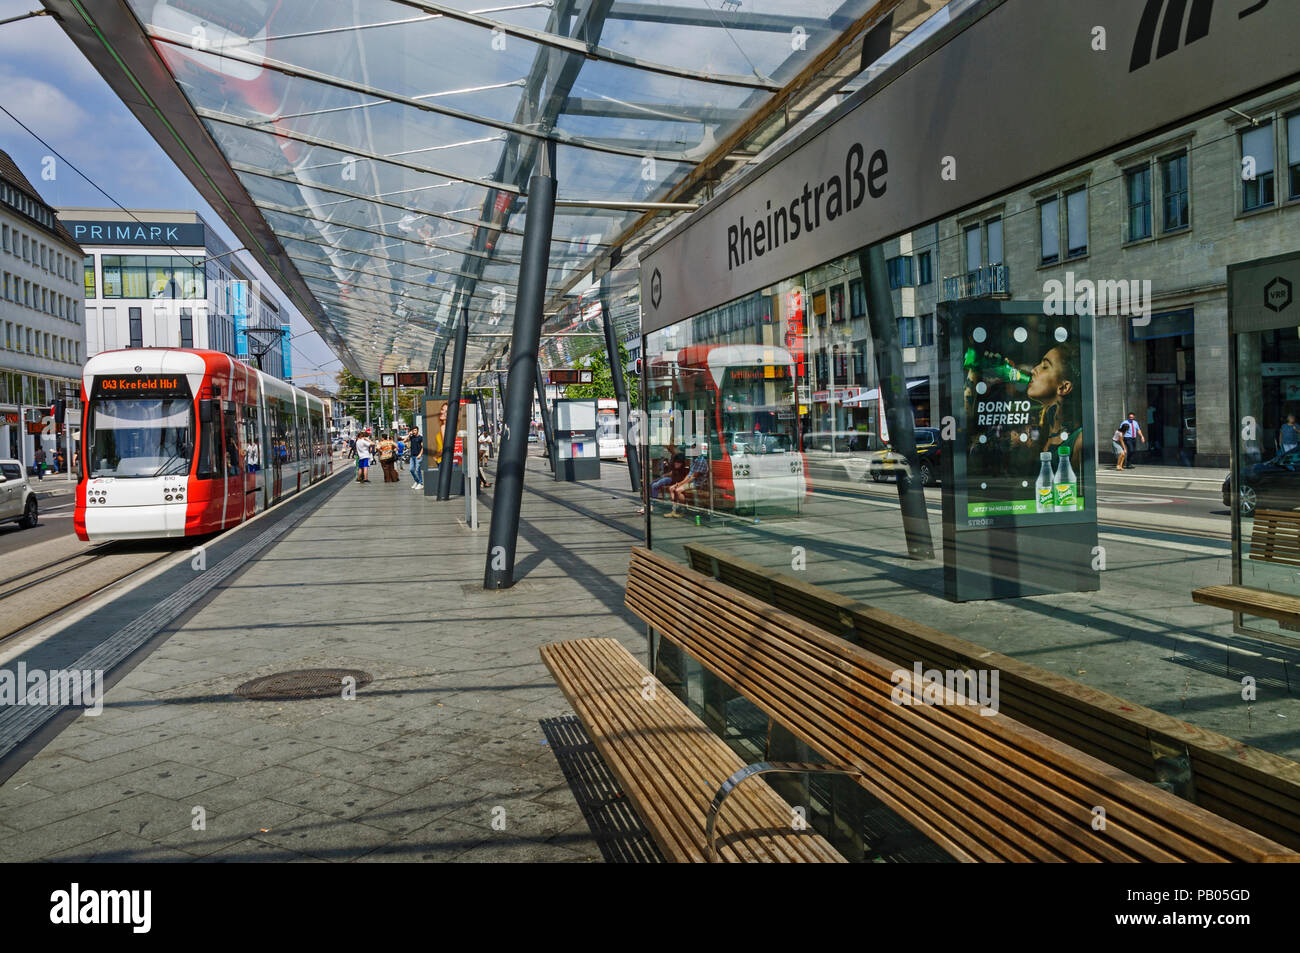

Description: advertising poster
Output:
[424,398,465,466]
[954,310,1092,526]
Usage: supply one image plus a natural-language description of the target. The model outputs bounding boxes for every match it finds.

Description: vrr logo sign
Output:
[1130,0,1268,72]
[649,268,662,310]
[1265,276,1293,313]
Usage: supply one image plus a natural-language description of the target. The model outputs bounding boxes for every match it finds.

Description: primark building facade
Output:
[636,0,1300,859]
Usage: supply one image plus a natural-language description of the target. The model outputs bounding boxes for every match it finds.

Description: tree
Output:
[562,342,639,406]
[332,369,425,429]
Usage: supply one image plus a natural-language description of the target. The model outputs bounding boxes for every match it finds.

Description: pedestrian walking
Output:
[377,432,400,482]
[477,428,492,489]
[408,426,425,489]
[1120,413,1144,469]
[355,431,373,483]
[33,446,45,480]
[1281,414,1299,454]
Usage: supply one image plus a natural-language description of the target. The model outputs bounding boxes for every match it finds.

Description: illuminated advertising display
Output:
[939,300,1098,601]
[952,311,1091,526]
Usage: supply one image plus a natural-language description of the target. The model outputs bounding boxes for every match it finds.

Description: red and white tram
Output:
[646,343,810,515]
[75,348,332,541]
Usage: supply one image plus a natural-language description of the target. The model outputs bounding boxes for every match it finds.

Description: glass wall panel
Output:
[645,80,1300,859]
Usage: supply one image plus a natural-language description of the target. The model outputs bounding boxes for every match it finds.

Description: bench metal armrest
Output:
[705,761,865,862]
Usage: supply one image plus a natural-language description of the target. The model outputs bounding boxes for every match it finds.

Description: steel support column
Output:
[436,305,471,500]
[859,244,933,559]
[599,272,640,492]
[535,363,555,468]
[434,349,446,394]
[485,144,558,589]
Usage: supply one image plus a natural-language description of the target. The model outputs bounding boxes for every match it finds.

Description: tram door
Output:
[220,399,242,528]
[242,401,263,516]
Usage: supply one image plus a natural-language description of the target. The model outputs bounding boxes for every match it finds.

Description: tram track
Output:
[0,537,183,643]
[0,541,120,598]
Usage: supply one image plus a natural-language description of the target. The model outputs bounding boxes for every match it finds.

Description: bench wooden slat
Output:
[575,639,840,864]
[541,638,844,862]
[572,640,807,864]
[630,549,1298,862]
[547,638,778,863]
[686,541,1300,851]
[1192,584,1300,624]
[631,563,1215,862]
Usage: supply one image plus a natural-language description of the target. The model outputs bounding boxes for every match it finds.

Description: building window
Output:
[180,307,193,348]
[22,234,29,261]
[1066,188,1088,258]
[1039,197,1059,264]
[1161,151,1189,231]
[917,250,933,285]
[1288,111,1300,201]
[833,347,848,385]
[848,278,865,319]
[1126,165,1152,241]
[886,255,913,289]
[1,224,7,252]
[1241,122,1275,211]
[128,307,142,348]
[920,313,934,347]
[964,225,981,270]
[897,315,916,347]
[986,218,1003,264]
[852,344,867,379]
[84,258,96,298]
[829,284,845,324]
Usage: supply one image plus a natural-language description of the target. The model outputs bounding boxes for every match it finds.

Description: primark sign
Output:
[65,220,206,247]
[641,0,1299,332]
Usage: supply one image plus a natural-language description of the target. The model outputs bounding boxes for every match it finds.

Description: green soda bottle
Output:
[1053,444,1078,510]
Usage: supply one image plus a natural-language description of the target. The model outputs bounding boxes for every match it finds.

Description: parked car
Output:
[1222,449,1300,515]
[868,428,943,486]
[0,459,39,530]
[802,431,878,482]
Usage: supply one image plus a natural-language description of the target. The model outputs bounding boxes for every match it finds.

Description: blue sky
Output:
[0,0,343,387]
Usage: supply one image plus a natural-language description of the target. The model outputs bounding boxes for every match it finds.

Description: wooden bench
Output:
[541,638,845,862]
[683,541,1300,854]
[542,547,1298,862]
[1192,509,1300,635]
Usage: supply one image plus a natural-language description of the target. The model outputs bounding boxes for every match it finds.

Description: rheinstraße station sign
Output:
[640,0,1300,332]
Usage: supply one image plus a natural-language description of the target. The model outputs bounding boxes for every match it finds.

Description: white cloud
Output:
[0,70,93,141]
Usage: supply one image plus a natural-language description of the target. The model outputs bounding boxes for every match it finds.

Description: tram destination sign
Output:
[90,375,190,399]
[640,0,1300,332]
[396,372,429,387]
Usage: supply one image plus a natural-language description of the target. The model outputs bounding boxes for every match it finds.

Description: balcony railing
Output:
[940,264,1010,301]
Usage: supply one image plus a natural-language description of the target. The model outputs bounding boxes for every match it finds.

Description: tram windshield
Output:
[717,364,796,454]
[87,398,194,478]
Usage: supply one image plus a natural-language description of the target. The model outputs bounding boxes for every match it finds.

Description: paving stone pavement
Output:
[0,454,654,862]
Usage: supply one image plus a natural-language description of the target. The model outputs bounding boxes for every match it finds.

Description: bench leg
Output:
[705,761,866,862]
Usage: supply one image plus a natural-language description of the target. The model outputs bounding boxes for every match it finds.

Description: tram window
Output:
[223,404,240,477]
[243,404,259,472]
[196,406,217,479]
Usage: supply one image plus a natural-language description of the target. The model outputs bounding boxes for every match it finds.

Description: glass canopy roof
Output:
[52,0,954,379]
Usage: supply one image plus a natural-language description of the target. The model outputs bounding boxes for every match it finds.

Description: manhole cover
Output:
[234,669,372,701]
